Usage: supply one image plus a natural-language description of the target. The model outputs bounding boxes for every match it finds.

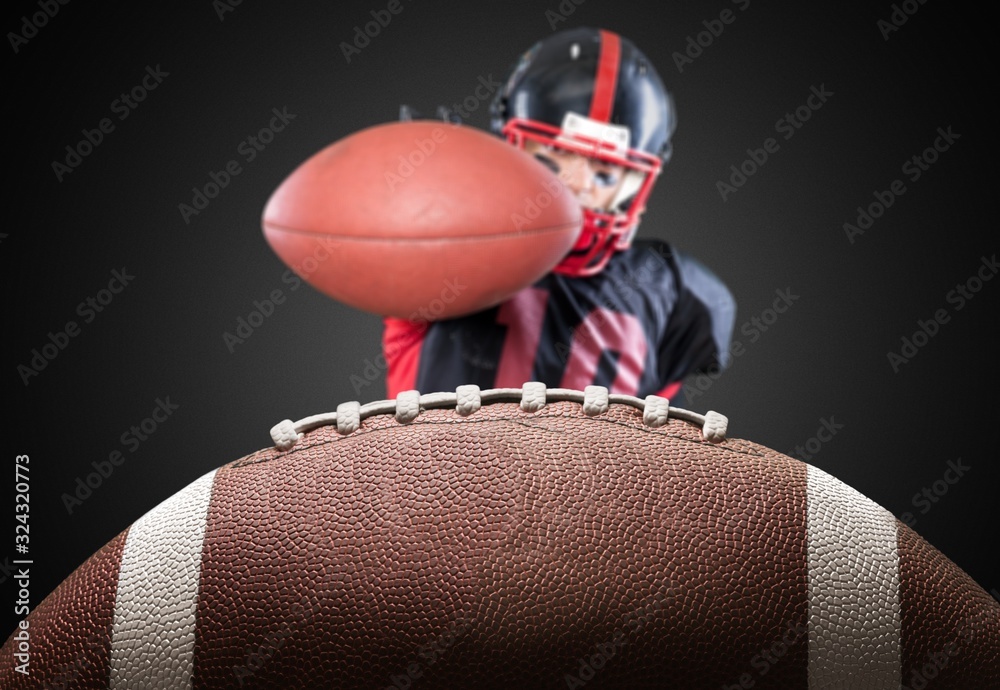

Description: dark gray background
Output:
[3,0,997,639]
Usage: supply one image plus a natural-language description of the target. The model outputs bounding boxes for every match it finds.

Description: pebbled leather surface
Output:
[0,531,126,689]
[4,399,999,688]
[898,521,1000,688]
[194,401,810,689]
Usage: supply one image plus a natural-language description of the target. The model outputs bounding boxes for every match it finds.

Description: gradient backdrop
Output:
[3,0,997,640]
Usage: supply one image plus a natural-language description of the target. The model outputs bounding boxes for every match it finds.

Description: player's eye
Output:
[595,170,620,188]
[533,153,561,175]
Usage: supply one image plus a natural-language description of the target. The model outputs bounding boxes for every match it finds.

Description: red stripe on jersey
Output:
[655,380,682,400]
[559,307,646,395]
[589,30,621,123]
[495,287,549,387]
[383,317,428,397]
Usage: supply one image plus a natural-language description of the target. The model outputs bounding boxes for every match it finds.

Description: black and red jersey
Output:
[382,239,735,403]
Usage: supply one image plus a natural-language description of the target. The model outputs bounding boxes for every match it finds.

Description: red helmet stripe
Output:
[589,30,621,122]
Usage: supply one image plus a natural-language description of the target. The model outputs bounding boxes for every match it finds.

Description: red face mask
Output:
[502,116,662,277]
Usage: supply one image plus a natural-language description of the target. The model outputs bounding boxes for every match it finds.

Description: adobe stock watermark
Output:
[385,126,448,191]
[17,268,136,386]
[400,72,503,127]
[842,126,960,244]
[0,557,18,586]
[340,0,413,63]
[178,106,296,225]
[447,244,676,385]
[349,277,468,394]
[787,417,844,462]
[898,458,970,529]
[878,0,929,40]
[61,397,180,514]
[383,617,473,690]
[738,288,798,343]
[351,322,427,396]
[232,570,348,686]
[223,238,338,354]
[672,0,751,73]
[568,243,673,343]
[606,244,673,299]
[234,617,297,686]
[7,0,71,54]
[899,613,982,690]
[722,620,808,690]
[51,65,169,182]
[233,592,328,684]
[213,0,243,21]
[541,245,672,373]
[886,253,996,373]
[562,592,669,688]
[16,628,106,689]
[447,73,503,120]
[510,171,572,230]
[716,84,833,201]
[544,0,586,30]
[684,287,800,402]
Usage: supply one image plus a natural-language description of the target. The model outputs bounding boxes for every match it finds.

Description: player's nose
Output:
[560,157,597,202]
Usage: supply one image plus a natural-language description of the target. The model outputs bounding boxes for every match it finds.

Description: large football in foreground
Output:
[3,384,998,689]
[262,121,582,320]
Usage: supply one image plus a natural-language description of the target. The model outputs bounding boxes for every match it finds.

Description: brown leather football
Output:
[2,384,998,689]
[261,121,582,320]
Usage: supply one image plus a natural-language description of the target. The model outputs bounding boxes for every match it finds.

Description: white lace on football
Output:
[269,383,728,451]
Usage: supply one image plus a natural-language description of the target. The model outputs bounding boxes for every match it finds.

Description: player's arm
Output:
[382,317,429,397]
[655,251,736,391]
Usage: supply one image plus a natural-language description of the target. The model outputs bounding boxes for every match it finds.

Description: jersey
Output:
[382,239,735,403]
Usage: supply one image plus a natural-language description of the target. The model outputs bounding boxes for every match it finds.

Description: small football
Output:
[3,385,997,689]
[262,122,582,320]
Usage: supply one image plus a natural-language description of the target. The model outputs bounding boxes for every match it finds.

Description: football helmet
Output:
[491,27,676,276]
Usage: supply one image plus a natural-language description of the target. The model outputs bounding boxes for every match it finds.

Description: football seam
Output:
[236,411,761,469]
[262,219,582,242]
[269,385,728,451]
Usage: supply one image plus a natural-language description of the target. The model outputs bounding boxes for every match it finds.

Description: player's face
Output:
[524,140,628,213]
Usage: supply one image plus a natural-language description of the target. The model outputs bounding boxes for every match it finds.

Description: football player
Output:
[383,27,735,405]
